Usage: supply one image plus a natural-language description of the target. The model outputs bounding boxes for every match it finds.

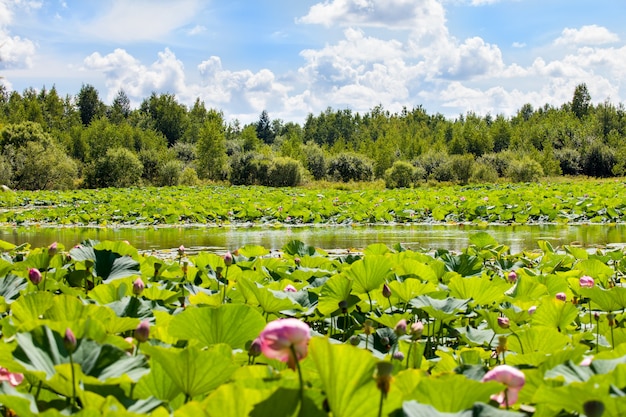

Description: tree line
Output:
[0,82,624,190]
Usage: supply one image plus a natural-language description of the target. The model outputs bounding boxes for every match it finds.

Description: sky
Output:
[1,0,626,125]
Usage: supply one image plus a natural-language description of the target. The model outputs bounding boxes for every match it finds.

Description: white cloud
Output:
[187,25,206,36]
[512,42,525,48]
[554,25,619,46]
[80,0,202,42]
[0,0,37,68]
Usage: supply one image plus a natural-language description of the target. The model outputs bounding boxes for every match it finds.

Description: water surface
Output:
[2,223,626,254]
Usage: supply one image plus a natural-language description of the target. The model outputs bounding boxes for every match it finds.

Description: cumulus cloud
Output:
[80,0,202,42]
[0,0,37,68]
[298,0,446,32]
[554,25,619,46]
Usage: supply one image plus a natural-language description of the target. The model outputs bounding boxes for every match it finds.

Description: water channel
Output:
[2,223,626,254]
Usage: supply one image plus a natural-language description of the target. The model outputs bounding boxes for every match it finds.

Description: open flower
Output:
[482,365,525,407]
[579,275,595,288]
[259,318,311,370]
[0,368,23,387]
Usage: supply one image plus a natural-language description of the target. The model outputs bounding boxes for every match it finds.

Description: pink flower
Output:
[134,320,150,343]
[28,268,42,285]
[579,275,595,288]
[132,278,145,295]
[223,251,233,267]
[283,284,297,293]
[580,356,593,366]
[482,365,525,407]
[48,242,58,257]
[528,306,537,315]
[64,328,77,353]
[258,318,311,370]
[0,368,23,387]
[410,321,424,340]
[497,317,510,329]
[555,292,567,302]
[382,283,392,298]
[394,319,407,335]
[507,271,517,283]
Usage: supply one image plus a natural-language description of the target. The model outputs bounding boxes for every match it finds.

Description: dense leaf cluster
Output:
[1,180,625,226]
[0,83,625,190]
[0,236,624,416]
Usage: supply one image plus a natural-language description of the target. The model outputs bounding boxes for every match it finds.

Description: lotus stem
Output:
[69,352,76,409]
[290,345,304,405]
[378,387,384,417]
[367,291,374,313]
[510,330,524,354]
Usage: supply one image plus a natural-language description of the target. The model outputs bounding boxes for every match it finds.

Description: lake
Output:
[2,223,626,254]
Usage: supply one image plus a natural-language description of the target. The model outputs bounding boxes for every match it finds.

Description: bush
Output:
[266,157,305,187]
[582,141,615,177]
[86,147,143,188]
[327,152,373,182]
[477,152,512,177]
[554,147,582,175]
[7,141,77,190]
[413,151,449,178]
[449,154,475,185]
[506,156,544,182]
[229,152,271,186]
[470,162,499,183]
[302,143,327,180]
[180,167,200,186]
[384,161,416,188]
[157,160,183,186]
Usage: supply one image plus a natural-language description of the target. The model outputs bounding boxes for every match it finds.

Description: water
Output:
[2,223,626,254]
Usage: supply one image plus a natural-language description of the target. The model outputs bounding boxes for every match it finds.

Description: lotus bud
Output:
[375,361,394,398]
[223,251,233,267]
[28,268,42,285]
[392,351,405,361]
[394,319,407,336]
[497,316,510,329]
[153,262,161,276]
[177,245,185,257]
[594,312,600,321]
[410,321,424,340]
[338,300,348,314]
[528,305,537,315]
[583,400,605,417]
[284,284,297,293]
[48,242,58,257]
[507,271,517,283]
[380,336,390,346]
[579,275,595,288]
[64,328,77,353]
[294,257,301,266]
[363,319,374,336]
[134,320,150,343]
[555,292,567,302]
[248,338,262,357]
[382,283,392,298]
[349,335,360,346]
[132,278,145,296]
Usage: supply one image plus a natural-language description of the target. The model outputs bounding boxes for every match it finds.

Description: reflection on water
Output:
[2,223,626,253]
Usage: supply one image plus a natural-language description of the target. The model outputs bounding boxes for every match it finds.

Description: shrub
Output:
[302,143,327,180]
[157,160,183,186]
[384,161,416,188]
[477,152,512,177]
[554,147,582,175]
[327,152,373,182]
[413,151,449,178]
[582,141,615,177]
[86,147,143,188]
[179,167,200,186]
[449,154,475,185]
[470,162,499,183]
[506,156,544,182]
[7,141,77,190]
[266,157,305,187]
[229,152,271,186]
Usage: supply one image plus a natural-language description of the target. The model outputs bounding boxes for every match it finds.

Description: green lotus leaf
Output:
[469,232,499,249]
[413,373,503,412]
[448,274,508,306]
[237,245,270,259]
[135,356,184,402]
[410,295,470,321]
[343,255,392,295]
[394,259,439,283]
[531,299,579,331]
[69,241,140,281]
[574,259,614,287]
[282,240,317,257]
[388,278,438,305]
[143,343,238,398]
[168,304,265,349]
[505,275,549,301]
[582,286,626,312]
[317,273,360,316]
[309,337,383,417]
[237,278,301,314]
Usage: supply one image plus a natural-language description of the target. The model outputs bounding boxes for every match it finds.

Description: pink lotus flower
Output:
[284,284,297,293]
[134,320,150,343]
[507,271,517,283]
[223,251,233,266]
[28,268,42,285]
[555,292,567,302]
[579,275,595,288]
[258,318,311,370]
[497,317,510,329]
[48,242,58,257]
[482,365,525,407]
[528,305,537,315]
[0,368,23,386]
[132,278,145,295]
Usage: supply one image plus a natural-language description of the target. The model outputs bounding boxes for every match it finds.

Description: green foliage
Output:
[328,152,373,182]
[86,147,144,188]
[384,160,416,188]
[266,157,305,187]
[582,140,615,177]
[506,156,544,183]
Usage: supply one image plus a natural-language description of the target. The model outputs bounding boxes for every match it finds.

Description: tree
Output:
[86,147,144,188]
[196,116,228,181]
[77,84,104,126]
[140,93,189,146]
[256,110,274,144]
[109,90,131,124]
[572,83,591,119]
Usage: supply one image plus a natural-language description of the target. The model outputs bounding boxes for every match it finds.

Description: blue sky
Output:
[1,0,625,124]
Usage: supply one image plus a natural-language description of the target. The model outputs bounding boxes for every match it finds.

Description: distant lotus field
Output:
[0,179,626,226]
[0,234,624,416]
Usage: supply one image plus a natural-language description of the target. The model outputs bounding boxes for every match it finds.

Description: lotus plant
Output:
[482,365,525,408]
